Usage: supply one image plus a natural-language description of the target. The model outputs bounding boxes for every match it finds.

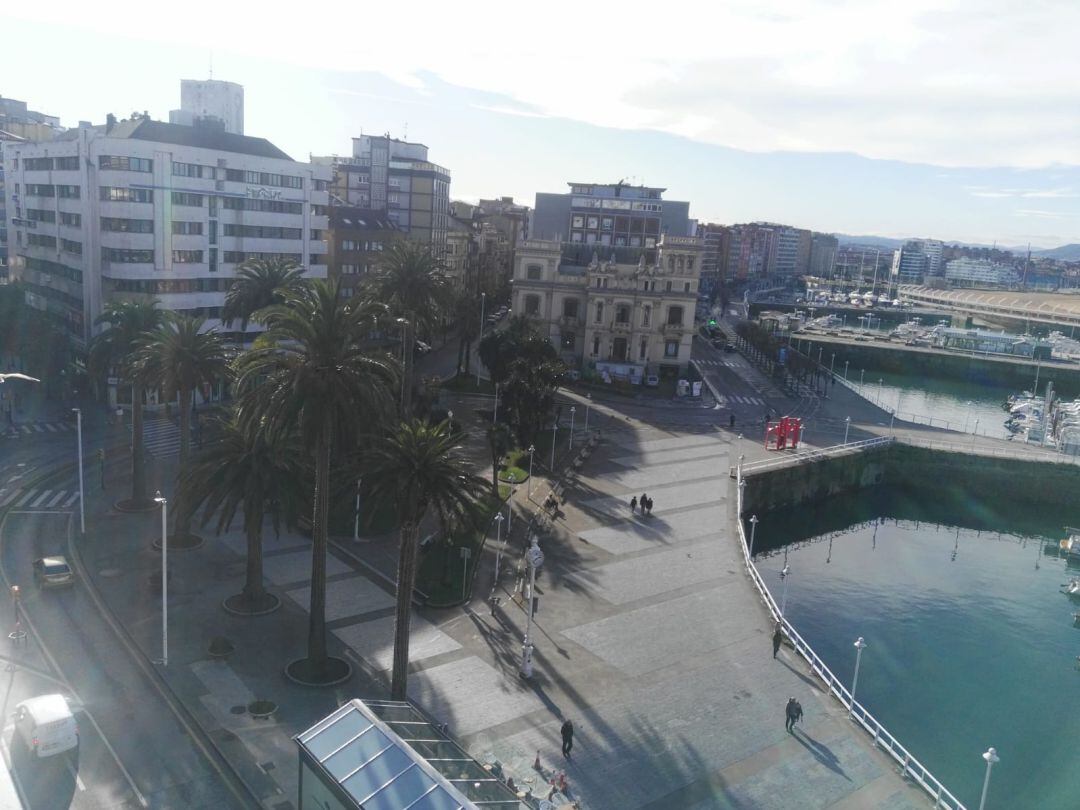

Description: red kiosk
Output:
[764,416,802,450]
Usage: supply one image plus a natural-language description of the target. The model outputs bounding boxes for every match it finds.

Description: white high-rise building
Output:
[169,79,244,135]
[2,115,329,353]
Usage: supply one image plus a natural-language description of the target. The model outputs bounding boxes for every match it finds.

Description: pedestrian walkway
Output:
[4,419,75,437]
[0,484,79,510]
[140,417,185,459]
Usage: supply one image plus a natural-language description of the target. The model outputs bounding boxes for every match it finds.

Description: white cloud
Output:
[9,0,1080,168]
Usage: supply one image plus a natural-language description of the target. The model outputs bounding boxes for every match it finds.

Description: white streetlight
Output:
[154,491,168,667]
[520,535,545,678]
[585,394,591,434]
[738,477,746,506]
[353,478,362,542]
[878,378,884,404]
[506,474,515,533]
[493,512,504,583]
[476,293,486,386]
[569,406,576,451]
[844,360,849,380]
[737,454,745,478]
[849,637,867,717]
[527,445,535,498]
[72,408,85,535]
[748,514,759,558]
[978,748,999,810]
[830,353,835,375]
[492,383,499,424]
[447,410,454,434]
[779,565,791,618]
[550,419,558,469]
[844,416,852,445]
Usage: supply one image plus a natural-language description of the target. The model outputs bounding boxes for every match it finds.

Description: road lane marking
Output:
[0,731,30,808]
[30,491,52,508]
[14,491,36,508]
[46,492,67,508]
[62,493,79,508]
[0,493,17,508]
[66,757,86,791]
[44,424,58,433]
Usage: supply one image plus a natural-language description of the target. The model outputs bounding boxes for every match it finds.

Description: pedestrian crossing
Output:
[4,420,75,437]
[717,394,767,407]
[0,485,79,510]
[695,359,741,368]
[140,417,184,459]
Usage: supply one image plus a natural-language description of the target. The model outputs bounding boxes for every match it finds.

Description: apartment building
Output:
[532,182,691,248]
[325,206,401,299]
[695,222,728,295]
[3,115,330,352]
[944,257,1020,287]
[511,236,704,380]
[808,233,839,278]
[315,136,450,256]
[169,79,245,135]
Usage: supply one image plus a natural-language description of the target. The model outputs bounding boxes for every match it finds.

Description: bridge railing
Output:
[734,467,968,810]
[730,436,893,477]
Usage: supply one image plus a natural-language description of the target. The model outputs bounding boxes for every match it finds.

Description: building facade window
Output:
[56,185,81,199]
[223,224,302,239]
[24,157,54,171]
[101,186,153,203]
[524,294,540,315]
[664,340,679,358]
[172,162,208,178]
[222,197,303,214]
[102,247,154,263]
[60,238,82,255]
[172,250,204,263]
[171,192,204,207]
[527,264,542,280]
[99,155,153,172]
[208,248,218,273]
[309,254,326,265]
[667,306,684,326]
[27,234,57,248]
[27,209,55,223]
[60,212,81,227]
[642,305,651,327]
[102,217,154,233]
[563,299,578,319]
[222,251,302,264]
[595,302,603,323]
[55,156,80,171]
[224,169,303,189]
[172,221,203,235]
[25,184,55,197]
[592,335,600,356]
[640,338,648,360]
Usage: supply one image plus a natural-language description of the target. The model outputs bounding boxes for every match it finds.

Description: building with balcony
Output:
[2,114,330,352]
[944,257,1020,288]
[531,181,691,248]
[314,136,450,256]
[326,207,401,299]
[808,233,838,278]
[511,235,704,380]
[695,222,728,295]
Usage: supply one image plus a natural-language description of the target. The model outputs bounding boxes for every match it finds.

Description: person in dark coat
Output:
[772,622,783,658]
[630,496,637,514]
[785,697,798,732]
[561,719,574,757]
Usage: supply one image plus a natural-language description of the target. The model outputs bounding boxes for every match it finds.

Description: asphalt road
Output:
[0,506,242,809]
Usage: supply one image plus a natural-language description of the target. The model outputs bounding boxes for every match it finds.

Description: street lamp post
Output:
[493,383,499,424]
[844,416,852,445]
[520,535,545,678]
[527,445,536,498]
[779,565,790,618]
[844,360,849,380]
[493,512,504,583]
[748,514,759,558]
[860,369,865,385]
[878,378,884,404]
[154,491,168,666]
[476,293,486,386]
[506,474,515,533]
[72,408,85,535]
[849,637,867,717]
[353,478,362,542]
[830,353,835,376]
[447,410,454,434]
[569,407,576,451]
[550,419,558,469]
[978,748,999,810]
[585,394,591,434]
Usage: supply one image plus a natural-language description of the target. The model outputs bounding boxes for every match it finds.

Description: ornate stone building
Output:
[511,235,703,381]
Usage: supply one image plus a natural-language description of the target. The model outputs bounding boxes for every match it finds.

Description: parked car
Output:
[14,695,78,758]
[723,343,735,353]
[33,556,74,589]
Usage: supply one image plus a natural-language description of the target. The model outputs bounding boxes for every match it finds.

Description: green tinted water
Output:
[755,486,1079,808]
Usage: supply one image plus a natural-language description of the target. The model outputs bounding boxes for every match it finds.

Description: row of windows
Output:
[173,250,203,263]
[570,232,656,248]
[339,264,373,275]
[101,186,153,203]
[224,169,303,189]
[24,156,80,171]
[221,196,303,214]
[25,257,83,285]
[571,215,662,233]
[340,239,385,252]
[27,209,55,223]
[172,192,203,207]
[99,155,153,172]
[172,162,211,178]
[61,238,82,255]
[102,247,153,263]
[222,251,302,264]
[62,211,81,227]
[523,296,685,327]
[173,221,203,235]
[223,224,302,240]
[27,234,56,249]
[102,217,153,233]
[112,277,231,294]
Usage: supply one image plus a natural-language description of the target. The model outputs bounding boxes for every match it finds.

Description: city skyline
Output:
[5,5,1080,248]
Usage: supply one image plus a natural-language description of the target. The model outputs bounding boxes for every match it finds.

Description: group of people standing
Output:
[629,493,653,516]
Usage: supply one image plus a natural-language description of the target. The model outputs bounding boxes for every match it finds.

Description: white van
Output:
[14,695,78,758]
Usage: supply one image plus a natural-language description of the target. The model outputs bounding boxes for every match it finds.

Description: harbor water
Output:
[755,485,1079,808]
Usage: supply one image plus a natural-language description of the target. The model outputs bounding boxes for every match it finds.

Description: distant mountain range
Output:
[834,233,1072,256]
[1031,244,1080,261]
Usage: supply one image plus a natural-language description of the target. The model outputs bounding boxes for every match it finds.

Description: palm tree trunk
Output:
[174,384,193,538]
[242,517,266,603]
[131,382,147,504]
[457,332,467,375]
[391,521,420,700]
[307,422,331,670]
[401,317,415,417]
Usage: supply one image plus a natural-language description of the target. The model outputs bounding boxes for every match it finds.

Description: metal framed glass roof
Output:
[296,698,533,809]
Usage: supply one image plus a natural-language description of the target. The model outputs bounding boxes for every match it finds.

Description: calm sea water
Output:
[755,487,1079,808]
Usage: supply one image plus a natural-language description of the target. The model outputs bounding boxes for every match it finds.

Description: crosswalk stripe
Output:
[30,490,52,508]
[44,424,58,433]
[46,491,67,508]
[32,425,44,433]
[62,493,79,508]
[16,490,37,507]
[0,491,19,507]
[20,426,30,434]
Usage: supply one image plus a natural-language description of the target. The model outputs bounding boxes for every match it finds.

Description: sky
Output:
[5,2,1080,248]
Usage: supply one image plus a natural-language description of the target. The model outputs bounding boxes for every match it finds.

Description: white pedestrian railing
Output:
[731,436,893,477]
[734,469,967,809]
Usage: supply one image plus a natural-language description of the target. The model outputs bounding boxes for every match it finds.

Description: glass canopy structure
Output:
[296,698,534,809]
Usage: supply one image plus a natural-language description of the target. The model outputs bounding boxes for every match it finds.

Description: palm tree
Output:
[87,299,166,508]
[363,418,489,699]
[222,257,309,334]
[235,279,398,684]
[179,413,303,614]
[136,316,229,544]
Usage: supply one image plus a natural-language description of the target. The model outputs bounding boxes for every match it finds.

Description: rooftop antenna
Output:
[209,50,213,80]
[403,121,408,140]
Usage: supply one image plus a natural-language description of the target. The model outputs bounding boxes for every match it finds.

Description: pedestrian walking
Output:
[561,719,574,757]
[772,622,783,658]
[729,413,736,429]
[645,496,653,516]
[785,697,798,733]
[794,700,804,728]
[630,496,638,514]
[640,493,648,514]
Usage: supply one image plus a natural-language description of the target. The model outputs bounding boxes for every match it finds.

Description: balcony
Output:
[662,321,686,333]
[611,320,632,334]
[560,315,583,328]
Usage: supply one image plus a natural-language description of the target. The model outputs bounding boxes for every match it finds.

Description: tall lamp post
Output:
[844,416,852,445]
[585,394,591,434]
[72,408,85,535]
[476,293,486,386]
[550,419,558,469]
[353,478,362,542]
[493,512,504,583]
[748,514,759,558]
[779,565,791,618]
[527,445,536,498]
[492,383,499,424]
[520,535,545,678]
[154,491,168,666]
[844,360,849,380]
[569,407,576,451]
[978,748,999,810]
[506,474,515,533]
[849,637,867,717]
[447,410,454,434]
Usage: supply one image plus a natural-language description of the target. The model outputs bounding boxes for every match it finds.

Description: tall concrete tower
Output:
[169,79,244,135]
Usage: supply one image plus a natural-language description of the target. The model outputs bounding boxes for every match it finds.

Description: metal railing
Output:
[731,436,893,477]
[734,468,968,810]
